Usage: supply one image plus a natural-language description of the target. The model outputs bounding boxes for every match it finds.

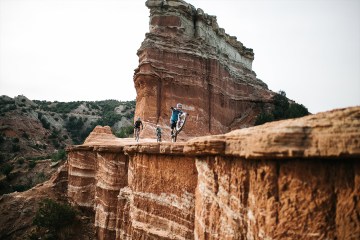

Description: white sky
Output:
[0,0,359,114]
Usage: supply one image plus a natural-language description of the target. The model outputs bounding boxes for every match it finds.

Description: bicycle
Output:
[171,112,187,142]
[134,127,140,142]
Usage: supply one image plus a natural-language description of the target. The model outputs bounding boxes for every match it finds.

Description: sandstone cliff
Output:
[67,106,360,239]
[134,0,274,140]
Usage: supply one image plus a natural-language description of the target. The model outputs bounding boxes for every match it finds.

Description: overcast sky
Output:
[0,0,359,114]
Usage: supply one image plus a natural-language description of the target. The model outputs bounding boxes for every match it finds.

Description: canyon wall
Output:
[67,106,360,239]
[134,0,274,140]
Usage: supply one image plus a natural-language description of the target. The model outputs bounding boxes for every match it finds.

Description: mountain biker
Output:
[134,117,143,131]
[170,103,183,136]
[155,124,162,142]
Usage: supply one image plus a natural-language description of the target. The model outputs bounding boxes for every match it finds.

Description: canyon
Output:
[1,1,359,239]
[67,106,360,239]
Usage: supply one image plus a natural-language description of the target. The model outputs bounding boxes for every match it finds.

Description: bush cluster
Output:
[115,126,134,138]
[0,163,14,178]
[51,149,67,161]
[33,198,77,238]
[255,91,309,125]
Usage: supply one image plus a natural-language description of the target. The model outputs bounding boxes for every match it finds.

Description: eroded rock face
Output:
[67,106,360,239]
[0,164,70,239]
[134,0,274,140]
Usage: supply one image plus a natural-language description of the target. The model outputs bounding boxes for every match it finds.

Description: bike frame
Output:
[134,127,140,142]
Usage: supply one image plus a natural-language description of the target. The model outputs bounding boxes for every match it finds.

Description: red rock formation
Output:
[134,0,274,141]
[67,106,360,239]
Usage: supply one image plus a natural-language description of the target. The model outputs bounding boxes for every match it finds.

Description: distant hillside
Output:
[0,95,135,194]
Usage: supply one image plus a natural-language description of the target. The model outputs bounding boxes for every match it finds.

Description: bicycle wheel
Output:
[176,112,187,132]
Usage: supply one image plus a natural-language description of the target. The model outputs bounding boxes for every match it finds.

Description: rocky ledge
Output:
[67,106,360,239]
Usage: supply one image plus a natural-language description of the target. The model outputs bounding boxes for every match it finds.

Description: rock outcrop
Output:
[67,106,360,239]
[0,164,69,239]
[134,0,274,140]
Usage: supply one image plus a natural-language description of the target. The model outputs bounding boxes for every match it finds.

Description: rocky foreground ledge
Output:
[67,106,360,240]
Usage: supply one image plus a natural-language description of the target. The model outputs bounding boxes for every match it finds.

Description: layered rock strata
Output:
[67,106,360,239]
[134,0,274,140]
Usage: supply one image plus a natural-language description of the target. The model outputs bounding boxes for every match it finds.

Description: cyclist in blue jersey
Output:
[170,103,183,136]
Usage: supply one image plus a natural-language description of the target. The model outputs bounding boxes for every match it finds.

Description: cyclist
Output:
[134,117,143,139]
[170,103,183,136]
[155,124,162,142]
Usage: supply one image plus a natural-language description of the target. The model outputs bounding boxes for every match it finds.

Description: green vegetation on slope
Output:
[32,198,78,239]
[255,90,310,125]
[0,96,136,195]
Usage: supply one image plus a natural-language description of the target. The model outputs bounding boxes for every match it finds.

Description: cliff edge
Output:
[67,106,360,239]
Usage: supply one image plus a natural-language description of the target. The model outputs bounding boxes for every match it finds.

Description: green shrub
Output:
[49,130,59,139]
[52,101,82,114]
[255,90,309,125]
[115,126,134,138]
[0,163,14,178]
[52,139,60,148]
[0,153,6,163]
[40,117,50,129]
[255,111,274,126]
[8,104,16,111]
[27,155,50,161]
[13,184,31,192]
[37,171,46,182]
[287,103,309,118]
[0,181,13,195]
[33,198,77,235]
[65,116,87,144]
[28,160,36,169]
[12,144,20,152]
[22,132,29,139]
[51,149,67,161]
[0,134,4,145]
[17,158,25,165]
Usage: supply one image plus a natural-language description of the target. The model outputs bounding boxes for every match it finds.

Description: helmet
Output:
[137,117,141,121]
[176,103,182,108]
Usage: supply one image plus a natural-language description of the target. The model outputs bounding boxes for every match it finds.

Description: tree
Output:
[254,111,274,126]
[272,90,289,120]
[33,198,77,237]
[287,103,309,118]
[255,90,310,125]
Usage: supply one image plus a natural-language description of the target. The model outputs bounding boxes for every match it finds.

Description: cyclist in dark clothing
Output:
[155,125,162,142]
[134,117,143,141]
[134,117,143,130]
